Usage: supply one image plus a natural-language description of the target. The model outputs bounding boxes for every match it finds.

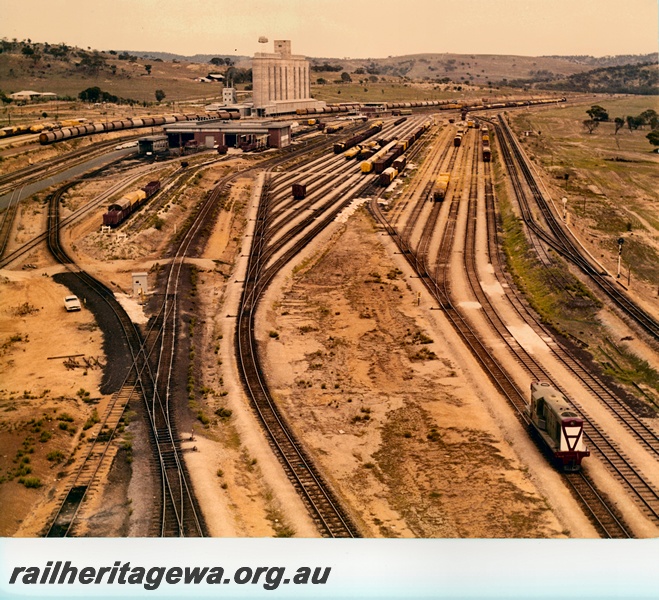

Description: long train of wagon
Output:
[333,121,383,154]
[102,180,161,227]
[39,110,240,145]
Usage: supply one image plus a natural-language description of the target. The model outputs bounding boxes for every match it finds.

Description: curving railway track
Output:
[368,127,658,537]
[493,115,659,341]
[10,108,656,540]
[42,168,207,537]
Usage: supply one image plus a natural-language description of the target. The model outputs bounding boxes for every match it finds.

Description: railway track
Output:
[369,128,654,537]
[0,135,141,195]
[464,141,652,536]
[42,172,206,537]
[494,115,659,341]
[235,182,367,537]
[230,124,443,536]
[480,156,659,458]
[17,128,356,537]
[0,155,159,267]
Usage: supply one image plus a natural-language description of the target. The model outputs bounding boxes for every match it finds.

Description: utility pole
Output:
[617,237,624,279]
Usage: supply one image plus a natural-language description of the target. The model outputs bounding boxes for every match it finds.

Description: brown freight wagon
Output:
[292,183,307,199]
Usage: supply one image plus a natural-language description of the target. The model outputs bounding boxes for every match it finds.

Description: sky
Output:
[1,0,658,59]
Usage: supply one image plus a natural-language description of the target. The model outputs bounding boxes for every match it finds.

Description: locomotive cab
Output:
[529,381,589,471]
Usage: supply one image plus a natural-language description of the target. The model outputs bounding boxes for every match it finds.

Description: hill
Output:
[544,62,659,95]
[1,38,656,105]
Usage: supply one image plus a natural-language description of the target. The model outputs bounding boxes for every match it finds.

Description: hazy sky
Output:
[2,0,658,58]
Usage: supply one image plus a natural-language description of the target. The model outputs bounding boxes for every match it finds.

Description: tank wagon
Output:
[102,180,160,227]
[39,110,240,145]
[528,381,589,472]
[433,174,451,201]
[295,103,361,116]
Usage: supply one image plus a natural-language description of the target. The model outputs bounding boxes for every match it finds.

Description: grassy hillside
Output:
[545,62,659,95]
[1,39,655,124]
[0,42,230,104]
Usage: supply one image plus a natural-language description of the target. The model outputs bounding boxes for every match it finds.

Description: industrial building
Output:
[251,40,325,117]
[138,135,169,158]
[163,119,292,151]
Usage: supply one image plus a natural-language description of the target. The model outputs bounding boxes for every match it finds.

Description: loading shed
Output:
[163,119,292,151]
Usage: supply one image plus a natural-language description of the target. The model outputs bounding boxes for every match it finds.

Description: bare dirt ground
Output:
[256,210,586,537]
[0,136,629,539]
[0,267,108,535]
[0,155,321,538]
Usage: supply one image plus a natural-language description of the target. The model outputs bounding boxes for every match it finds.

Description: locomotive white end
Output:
[528,381,589,471]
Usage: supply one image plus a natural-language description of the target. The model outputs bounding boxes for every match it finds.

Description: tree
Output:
[583,119,599,134]
[647,130,659,149]
[340,71,352,83]
[79,86,102,103]
[614,117,625,134]
[209,57,223,66]
[155,89,166,102]
[145,64,152,75]
[639,109,658,129]
[586,105,609,121]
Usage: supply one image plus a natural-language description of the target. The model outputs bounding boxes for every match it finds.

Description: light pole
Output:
[617,237,624,279]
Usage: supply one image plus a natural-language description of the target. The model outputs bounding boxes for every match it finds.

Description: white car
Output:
[64,295,82,312]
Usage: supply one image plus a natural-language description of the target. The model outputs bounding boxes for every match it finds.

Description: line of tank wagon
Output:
[26,97,565,145]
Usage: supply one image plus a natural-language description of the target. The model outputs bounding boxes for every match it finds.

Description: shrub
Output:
[214,407,232,420]
[47,450,65,463]
[82,410,100,430]
[21,477,42,488]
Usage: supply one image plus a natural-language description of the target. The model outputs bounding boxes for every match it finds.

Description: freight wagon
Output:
[292,183,307,200]
[102,180,161,227]
[379,167,398,186]
[392,156,406,172]
[325,124,344,134]
[433,174,450,202]
[333,121,383,153]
